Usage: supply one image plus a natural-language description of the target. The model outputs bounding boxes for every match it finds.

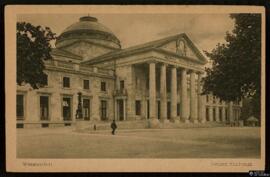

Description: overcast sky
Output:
[17,14,235,52]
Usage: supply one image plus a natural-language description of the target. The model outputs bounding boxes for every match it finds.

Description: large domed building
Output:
[53,16,121,61]
[16,16,242,128]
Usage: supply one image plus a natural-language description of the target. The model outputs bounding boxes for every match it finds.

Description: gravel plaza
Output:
[17,127,260,158]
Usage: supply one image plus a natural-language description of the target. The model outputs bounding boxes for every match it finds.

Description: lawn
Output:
[17,127,260,158]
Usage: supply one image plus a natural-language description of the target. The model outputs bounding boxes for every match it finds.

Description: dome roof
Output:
[56,16,121,49]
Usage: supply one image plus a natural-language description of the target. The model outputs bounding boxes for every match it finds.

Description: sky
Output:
[17,13,235,53]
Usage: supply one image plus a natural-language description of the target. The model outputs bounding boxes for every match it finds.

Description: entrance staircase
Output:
[76,119,226,132]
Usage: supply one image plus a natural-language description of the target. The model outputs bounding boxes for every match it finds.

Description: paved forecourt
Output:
[17,127,260,158]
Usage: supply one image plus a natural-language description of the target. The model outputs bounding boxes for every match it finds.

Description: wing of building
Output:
[16,16,242,128]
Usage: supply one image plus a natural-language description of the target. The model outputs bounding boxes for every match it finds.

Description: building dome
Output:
[55,16,121,49]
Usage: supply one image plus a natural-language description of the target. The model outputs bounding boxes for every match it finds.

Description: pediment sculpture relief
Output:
[176,39,186,56]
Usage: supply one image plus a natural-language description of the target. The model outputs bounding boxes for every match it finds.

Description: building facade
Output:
[16,16,242,128]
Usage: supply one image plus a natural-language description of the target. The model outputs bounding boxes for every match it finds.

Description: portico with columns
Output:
[144,60,206,125]
[84,33,242,126]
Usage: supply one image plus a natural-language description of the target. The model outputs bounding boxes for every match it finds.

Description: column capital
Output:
[187,69,197,74]
[196,71,205,75]
[179,67,187,72]
[167,64,178,69]
[147,59,159,64]
[161,63,168,67]
[170,65,177,69]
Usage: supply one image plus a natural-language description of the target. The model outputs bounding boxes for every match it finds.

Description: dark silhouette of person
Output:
[111,120,117,135]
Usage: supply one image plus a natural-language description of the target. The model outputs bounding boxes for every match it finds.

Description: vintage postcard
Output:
[5,5,265,172]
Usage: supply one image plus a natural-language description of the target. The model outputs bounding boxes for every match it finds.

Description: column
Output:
[215,106,220,122]
[197,73,206,123]
[127,65,136,120]
[190,71,198,123]
[208,106,213,121]
[149,62,156,120]
[228,101,234,122]
[221,106,226,122]
[160,64,167,122]
[170,66,177,122]
[180,68,189,122]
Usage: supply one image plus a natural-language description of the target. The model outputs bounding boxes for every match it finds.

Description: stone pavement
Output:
[17,127,260,158]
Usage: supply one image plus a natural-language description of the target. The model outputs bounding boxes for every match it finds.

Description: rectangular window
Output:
[63,77,70,88]
[120,80,125,90]
[101,82,106,91]
[135,100,141,115]
[83,80,90,90]
[17,124,24,128]
[40,96,49,120]
[206,107,209,121]
[177,103,180,116]
[83,99,90,120]
[101,100,107,120]
[16,94,24,118]
[206,95,209,103]
[63,97,71,120]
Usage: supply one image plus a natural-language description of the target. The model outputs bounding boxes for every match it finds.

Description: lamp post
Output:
[76,91,83,119]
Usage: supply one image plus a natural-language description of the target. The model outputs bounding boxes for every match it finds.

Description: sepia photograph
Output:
[5,5,265,172]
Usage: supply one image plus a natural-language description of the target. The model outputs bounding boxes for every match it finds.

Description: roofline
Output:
[82,33,186,64]
[57,39,121,51]
[51,49,83,60]
[82,33,208,66]
[82,46,154,65]
[84,47,207,66]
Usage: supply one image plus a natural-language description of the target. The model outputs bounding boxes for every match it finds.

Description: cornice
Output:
[45,65,115,80]
[57,38,120,51]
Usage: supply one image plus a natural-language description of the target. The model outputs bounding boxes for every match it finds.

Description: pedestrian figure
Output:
[111,120,117,135]
[94,124,96,131]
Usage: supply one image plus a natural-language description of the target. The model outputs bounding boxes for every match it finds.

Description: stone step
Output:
[76,120,226,132]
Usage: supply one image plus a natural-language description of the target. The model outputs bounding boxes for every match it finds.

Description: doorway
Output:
[167,101,171,119]
[63,97,71,121]
[40,96,49,120]
[117,99,124,121]
[83,99,90,120]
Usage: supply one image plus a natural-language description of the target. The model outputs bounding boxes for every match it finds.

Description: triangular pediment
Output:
[156,34,207,63]
[83,33,208,65]
[60,40,115,61]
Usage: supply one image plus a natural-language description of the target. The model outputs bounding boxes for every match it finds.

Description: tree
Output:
[17,22,56,89]
[202,14,261,119]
